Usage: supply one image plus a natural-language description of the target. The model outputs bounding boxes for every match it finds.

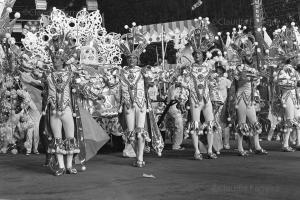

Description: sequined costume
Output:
[267,24,300,150]
[118,24,164,165]
[183,62,219,135]
[119,65,164,155]
[233,64,262,136]
[120,66,147,110]
[20,8,112,173]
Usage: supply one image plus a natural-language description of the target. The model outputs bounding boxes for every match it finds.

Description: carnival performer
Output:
[269,23,300,152]
[41,35,81,175]
[165,81,187,151]
[20,8,112,175]
[118,23,164,167]
[177,17,219,159]
[208,54,232,150]
[229,26,268,156]
[16,89,40,155]
[294,55,300,150]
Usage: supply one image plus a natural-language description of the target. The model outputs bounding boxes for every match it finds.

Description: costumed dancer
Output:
[20,8,110,175]
[0,3,28,154]
[228,25,268,156]
[179,17,219,160]
[268,23,300,152]
[17,90,40,155]
[207,52,232,151]
[41,34,81,176]
[165,68,189,151]
[118,23,164,167]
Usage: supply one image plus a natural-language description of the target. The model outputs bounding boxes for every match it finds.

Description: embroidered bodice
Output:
[185,62,211,104]
[275,64,300,105]
[234,64,260,106]
[120,66,146,108]
[46,70,72,112]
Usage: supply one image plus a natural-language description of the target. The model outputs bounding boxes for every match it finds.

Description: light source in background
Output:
[13,23,22,32]
[35,0,47,10]
[86,0,98,11]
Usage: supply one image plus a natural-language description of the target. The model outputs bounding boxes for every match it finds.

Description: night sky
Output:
[12,0,299,33]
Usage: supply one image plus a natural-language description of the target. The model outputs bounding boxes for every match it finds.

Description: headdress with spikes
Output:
[45,32,77,66]
[269,23,300,62]
[230,25,257,58]
[187,17,215,53]
[119,22,148,58]
[214,31,241,66]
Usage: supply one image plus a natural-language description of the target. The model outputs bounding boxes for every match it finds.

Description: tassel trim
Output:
[123,128,151,143]
[48,137,80,155]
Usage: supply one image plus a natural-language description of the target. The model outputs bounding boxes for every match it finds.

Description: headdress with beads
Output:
[119,22,148,58]
[22,7,122,69]
[269,23,300,62]
[187,17,215,53]
[230,25,257,58]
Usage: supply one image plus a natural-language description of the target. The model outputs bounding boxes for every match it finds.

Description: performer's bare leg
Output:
[246,105,262,150]
[294,108,300,148]
[50,114,64,169]
[223,127,230,148]
[124,106,137,155]
[236,100,247,152]
[203,101,214,154]
[283,97,294,149]
[190,101,202,158]
[296,129,300,147]
[135,104,147,163]
[61,107,75,169]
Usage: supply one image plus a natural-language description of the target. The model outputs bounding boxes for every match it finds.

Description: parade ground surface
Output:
[0,141,300,200]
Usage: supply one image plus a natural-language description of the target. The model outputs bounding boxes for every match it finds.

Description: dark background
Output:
[12,0,299,33]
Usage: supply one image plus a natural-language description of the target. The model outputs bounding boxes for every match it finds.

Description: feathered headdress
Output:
[119,22,148,58]
[45,32,77,66]
[269,23,300,62]
[187,17,215,53]
[230,25,257,58]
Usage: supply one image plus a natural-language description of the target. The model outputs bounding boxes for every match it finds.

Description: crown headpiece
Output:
[269,23,300,62]
[187,17,215,53]
[45,32,78,66]
[22,8,122,68]
[119,22,148,58]
[230,25,257,58]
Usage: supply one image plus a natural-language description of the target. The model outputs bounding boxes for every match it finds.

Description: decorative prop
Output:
[192,0,203,11]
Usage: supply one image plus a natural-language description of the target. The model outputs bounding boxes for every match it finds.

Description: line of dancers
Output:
[1,6,300,176]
